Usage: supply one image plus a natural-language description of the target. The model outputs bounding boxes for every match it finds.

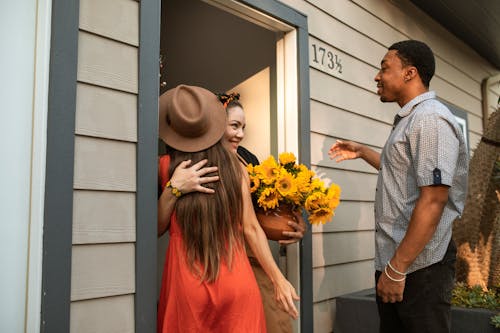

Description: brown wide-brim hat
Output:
[159,85,226,152]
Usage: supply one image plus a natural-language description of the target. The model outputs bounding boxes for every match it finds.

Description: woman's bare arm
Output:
[240,167,300,318]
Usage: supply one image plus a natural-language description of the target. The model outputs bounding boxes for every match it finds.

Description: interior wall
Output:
[160,0,276,93]
[228,67,271,162]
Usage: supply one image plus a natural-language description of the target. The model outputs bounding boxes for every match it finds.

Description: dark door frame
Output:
[41,0,79,331]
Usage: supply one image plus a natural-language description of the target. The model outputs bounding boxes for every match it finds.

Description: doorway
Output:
[157,0,303,329]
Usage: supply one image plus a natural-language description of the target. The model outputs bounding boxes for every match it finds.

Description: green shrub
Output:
[452,282,499,328]
[452,282,499,310]
[491,313,500,329]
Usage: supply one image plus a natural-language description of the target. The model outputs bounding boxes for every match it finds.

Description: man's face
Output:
[374,50,407,103]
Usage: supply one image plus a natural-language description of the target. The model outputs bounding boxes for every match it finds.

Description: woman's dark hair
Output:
[389,40,435,88]
[168,141,244,282]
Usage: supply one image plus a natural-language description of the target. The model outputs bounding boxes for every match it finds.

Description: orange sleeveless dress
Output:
[157,155,266,333]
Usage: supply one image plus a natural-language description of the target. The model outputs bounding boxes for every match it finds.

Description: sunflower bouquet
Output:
[246,152,341,225]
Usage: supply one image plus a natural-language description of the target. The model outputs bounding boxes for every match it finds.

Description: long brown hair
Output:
[168,141,244,282]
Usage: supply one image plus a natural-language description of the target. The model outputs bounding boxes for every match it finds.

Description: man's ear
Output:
[405,66,418,82]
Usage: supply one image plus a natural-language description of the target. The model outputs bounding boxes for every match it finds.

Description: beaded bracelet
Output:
[165,180,182,198]
[387,261,407,277]
[384,265,406,282]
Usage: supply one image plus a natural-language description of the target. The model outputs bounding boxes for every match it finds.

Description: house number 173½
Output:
[311,43,343,74]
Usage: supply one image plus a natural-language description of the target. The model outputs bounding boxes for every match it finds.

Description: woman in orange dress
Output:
[157,85,299,333]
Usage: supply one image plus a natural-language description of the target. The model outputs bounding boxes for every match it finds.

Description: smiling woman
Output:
[220,94,246,154]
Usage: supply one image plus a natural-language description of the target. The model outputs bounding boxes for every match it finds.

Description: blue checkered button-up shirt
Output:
[374,91,469,273]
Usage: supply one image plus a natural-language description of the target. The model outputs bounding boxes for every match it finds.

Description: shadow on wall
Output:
[310,135,366,331]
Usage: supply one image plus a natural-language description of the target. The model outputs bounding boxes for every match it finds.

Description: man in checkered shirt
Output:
[329,40,468,332]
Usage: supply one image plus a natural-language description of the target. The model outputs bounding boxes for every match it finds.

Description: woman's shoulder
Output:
[237,146,259,165]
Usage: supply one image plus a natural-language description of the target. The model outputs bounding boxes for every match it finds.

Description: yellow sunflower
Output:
[257,187,280,210]
[275,170,297,198]
[295,172,312,194]
[246,163,255,174]
[309,207,334,225]
[249,176,260,193]
[304,191,326,212]
[256,156,279,185]
[310,178,325,192]
[279,152,296,165]
[326,183,341,209]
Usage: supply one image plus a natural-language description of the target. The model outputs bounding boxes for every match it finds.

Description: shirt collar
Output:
[398,91,436,118]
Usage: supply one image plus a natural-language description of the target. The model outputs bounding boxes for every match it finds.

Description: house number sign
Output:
[310,41,343,75]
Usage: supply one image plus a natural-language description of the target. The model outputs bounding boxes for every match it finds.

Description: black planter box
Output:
[333,288,497,333]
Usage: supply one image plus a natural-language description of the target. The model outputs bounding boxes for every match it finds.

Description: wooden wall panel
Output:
[312,231,375,267]
[487,88,500,110]
[431,77,482,117]
[71,243,135,301]
[70,0,140,326]
[286,0,490,150]
[311,69,399,124]
[73,190,135,244]
[311,133,380,174]
[309,0,485,97]
[77,31,138,93]
[70,295,134,333]
[79,0,139,46]
[468,113,483,135]
[313,299,336,333]
[76,83,137,142]
[312,201,375,233]
[310,0,405,47]
[436,58,481,99]
[313,260,374,302]
[310,101,391,149]
[74,135,136,191]
[281,0,387,67]
[350,0,496,80]
[312,166,377,202]
[308,36,378,93]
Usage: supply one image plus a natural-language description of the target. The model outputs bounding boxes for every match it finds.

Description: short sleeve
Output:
[237,146,260,165]
[408,113,459,187]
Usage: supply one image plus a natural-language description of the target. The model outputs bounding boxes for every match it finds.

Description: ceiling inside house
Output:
[411,0,500,69]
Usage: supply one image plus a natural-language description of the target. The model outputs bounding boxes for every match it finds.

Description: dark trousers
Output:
[375,240,456,333]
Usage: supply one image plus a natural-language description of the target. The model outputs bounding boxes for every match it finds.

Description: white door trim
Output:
[26,0,52,331]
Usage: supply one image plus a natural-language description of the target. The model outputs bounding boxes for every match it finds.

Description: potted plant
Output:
[246,152,341,240]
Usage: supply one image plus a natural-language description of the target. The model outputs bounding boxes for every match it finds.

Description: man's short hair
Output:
[389,40,435,88]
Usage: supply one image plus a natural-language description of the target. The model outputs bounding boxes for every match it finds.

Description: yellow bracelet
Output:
[165,181,182,198]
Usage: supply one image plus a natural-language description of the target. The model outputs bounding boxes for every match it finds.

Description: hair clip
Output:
[216,92,240,108]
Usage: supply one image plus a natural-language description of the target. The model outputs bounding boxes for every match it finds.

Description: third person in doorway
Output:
[329,40,468,333]
[219,93,306,333]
